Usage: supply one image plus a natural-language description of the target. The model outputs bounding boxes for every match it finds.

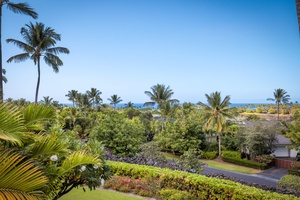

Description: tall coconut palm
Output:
[107,94,122,109]
[0,1,38,102]
[65,90,78,107]
[86,87,102,107]
[6,22,70,105]
[198,91,236,158]
[144,84,179,108]
[267,88,290,120]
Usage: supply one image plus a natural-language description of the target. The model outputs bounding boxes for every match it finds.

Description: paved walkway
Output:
[203,166,288,187]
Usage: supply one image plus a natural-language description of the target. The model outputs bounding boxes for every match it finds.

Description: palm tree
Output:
[0,103,106,199]
[6,22,70,105]
[267,88,290,120]
[107,94,122,109]
[0,1,38,101]
[40,96,53,105]
[144,84,179,108]
[86,87,102,107]
[125,101,134,108]
[198,91,236,158]
[65,90,78,106]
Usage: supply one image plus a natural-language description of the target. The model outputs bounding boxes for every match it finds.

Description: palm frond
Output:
[46,47,70,55]
[0,151,48,199]
[43,54,63,72]
[6,38,34,53]
[6,2,38,19]
[22,104,56,131]
[57,151,100,176]
[0,103,25,144]
[27,134,69,158]
[6,53,30,63]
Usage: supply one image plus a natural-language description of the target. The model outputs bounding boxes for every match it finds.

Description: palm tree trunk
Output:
[0,5,3,102]
[277,102,279,121]
[35,58,41,105]
[218,132,222,158]
[296,0,300,32]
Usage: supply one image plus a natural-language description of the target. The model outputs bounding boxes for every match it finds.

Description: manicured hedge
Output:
[200,151,218,159]
[159,189,197,200]
[108,161,299,200]
[222,151,268,170]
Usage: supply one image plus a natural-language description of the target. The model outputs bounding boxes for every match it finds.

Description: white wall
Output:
[290,149,299,158]
[273,147,289,157]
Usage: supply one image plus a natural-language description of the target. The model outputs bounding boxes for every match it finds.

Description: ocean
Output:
[62,103,266,109]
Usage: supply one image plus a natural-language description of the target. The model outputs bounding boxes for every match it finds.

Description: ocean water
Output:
[62,103,265,109]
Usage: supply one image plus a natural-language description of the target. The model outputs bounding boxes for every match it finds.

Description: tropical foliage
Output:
[91,112,146,157]
[0,103,110,199]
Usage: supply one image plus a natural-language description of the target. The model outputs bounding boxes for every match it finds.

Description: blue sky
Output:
[3,0,300,104]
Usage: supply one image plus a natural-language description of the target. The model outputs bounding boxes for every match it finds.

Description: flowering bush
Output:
[254,155,274,164]
[50,155,58,161]
[104,176,160,198]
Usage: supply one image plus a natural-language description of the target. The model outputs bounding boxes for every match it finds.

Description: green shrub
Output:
[222,151,240,158]
[268,108,276,114]
[246,114,261,121]
[178,148,204,173]
[159,189,197,200]
[200,151,218,159]
[204,141,218,151]
[277,175,300,194]
[255,107,263,113]
[222,151,268,170]
[282,109,289,114]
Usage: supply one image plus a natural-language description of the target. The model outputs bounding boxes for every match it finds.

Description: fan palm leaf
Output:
[0,151,48,200]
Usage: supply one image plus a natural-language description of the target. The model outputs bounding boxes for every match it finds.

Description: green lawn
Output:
[200,159,261,174]
[60,188,146,200]
[163,152,180,160]
[162,152,260,174]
